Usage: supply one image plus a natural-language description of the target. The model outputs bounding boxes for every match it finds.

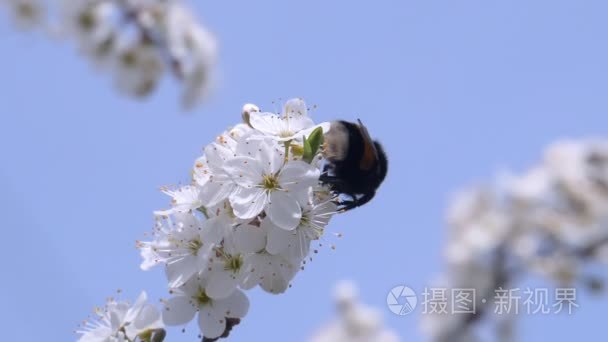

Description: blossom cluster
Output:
[423,139,608,342]
[310,281,400,342]
[136,98,339,340]
[1,0,217,108]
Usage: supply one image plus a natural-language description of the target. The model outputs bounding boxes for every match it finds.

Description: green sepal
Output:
[303,126,324,163]
[139,329,167,342]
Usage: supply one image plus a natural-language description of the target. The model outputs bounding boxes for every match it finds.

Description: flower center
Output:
[224,254,244,273]
[262,174,280,191]
[300,213,323,240]
[279,130,294,138]
[193,287,212,306]
[121,50,138,67]
[222,202,237,219]
[300,215,310,226]
[187,239,203,256]
[78,11,96,31]
[17,3,36,19]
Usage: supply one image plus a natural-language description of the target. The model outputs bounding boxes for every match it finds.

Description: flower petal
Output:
[206,270,238,300]
[267,191,301,230]
[279,161,320,191]
[166,256,198,288]
[224,157,264,187]
[263,218,291,255]
[249,113,283,136]
[289,230,312,262]
[126,304,163,340]
[235,136,264,157]
[193,156,211,186]
[233,224,267,253]
[230,187,267,219]
[282,98,308,117]
[163,296,197,326]
[204,142,233,166]
[134,304,162,329]
[288,116,315,135]
[239,255,262,290]
[215,290,250,318]
[199,179,234,207]
[260,266,290,295]
[124,291,147,323]
[140,244,161,270]
[199,306,226,339]
[202,217,228,244]
[258,140,284,175]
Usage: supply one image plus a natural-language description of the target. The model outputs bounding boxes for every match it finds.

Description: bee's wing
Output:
[357,119,379,171]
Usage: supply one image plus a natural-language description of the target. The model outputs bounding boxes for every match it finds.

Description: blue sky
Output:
[1,0,607,341]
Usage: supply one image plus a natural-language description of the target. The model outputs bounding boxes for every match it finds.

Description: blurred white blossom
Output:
[1,0,44,30]
[3,0,217,108]
[423,139,608,341]
[310,281,400,342]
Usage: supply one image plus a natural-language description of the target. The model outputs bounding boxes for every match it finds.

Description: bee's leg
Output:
[319,174,346,185]
[338,201,355,212]
[338,192,376,212]
[354,191,375,208]
[322,163,332,174]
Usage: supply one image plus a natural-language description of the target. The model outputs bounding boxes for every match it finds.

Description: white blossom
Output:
[163,276,249,340]
[425,139,608,341]
[264,194,337,262]
[249,98,330,142]
[78,292,163,342]
[155,185,204,216]
[195,142,239,207]
[203,223,266,299]
[225,138,321,230]
[138,213,226,288]
[239,251,299,294]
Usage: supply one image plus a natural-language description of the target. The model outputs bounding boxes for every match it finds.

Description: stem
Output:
[284,140,292,164]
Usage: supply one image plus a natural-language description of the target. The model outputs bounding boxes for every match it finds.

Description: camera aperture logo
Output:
[387,285,418,315]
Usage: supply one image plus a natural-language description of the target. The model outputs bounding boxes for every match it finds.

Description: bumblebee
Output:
[321,119,388,211]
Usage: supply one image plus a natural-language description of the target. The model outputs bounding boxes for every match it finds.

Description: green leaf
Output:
[303,126,324,163]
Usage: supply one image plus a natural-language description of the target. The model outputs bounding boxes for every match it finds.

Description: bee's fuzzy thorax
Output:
[324,121,351,162]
